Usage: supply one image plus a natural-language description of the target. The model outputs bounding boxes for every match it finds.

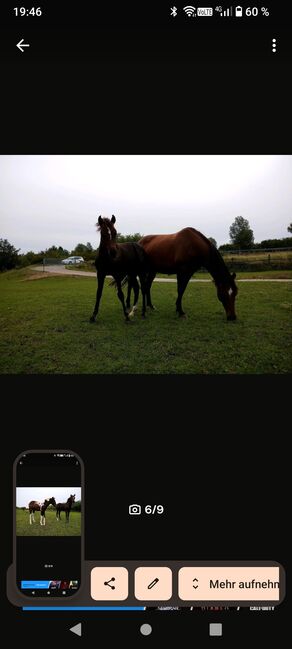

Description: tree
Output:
[44,245,69,258]
[71,242,95,260]
[229,216,254,249]
[19,250,44,267]
[116,232,142,243]
[288,223,292,234]
[208,237,217,248]
[0,238,20,271]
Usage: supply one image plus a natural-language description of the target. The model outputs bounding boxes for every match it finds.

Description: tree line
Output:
[1,219,292,271]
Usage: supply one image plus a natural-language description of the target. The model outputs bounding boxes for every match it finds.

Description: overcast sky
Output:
[1,155,291,253]
[16,487,81,508]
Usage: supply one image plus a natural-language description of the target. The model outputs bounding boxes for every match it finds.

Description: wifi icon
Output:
[183,5,196,17]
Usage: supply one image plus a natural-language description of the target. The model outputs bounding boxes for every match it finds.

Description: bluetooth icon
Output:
[170,6,178,17]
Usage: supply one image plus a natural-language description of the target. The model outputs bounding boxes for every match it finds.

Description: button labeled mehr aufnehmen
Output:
[179,567,280,601]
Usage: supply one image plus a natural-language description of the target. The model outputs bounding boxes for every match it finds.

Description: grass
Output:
[16,508,81,536]
[1,268,291,374]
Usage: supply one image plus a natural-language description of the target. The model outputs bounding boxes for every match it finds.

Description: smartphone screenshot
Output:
[1,0,290,645]
[15,451,83,598]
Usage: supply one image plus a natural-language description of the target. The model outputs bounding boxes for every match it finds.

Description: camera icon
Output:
[129,503,141,515]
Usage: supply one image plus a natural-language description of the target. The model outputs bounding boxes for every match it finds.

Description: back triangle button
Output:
[70,623,82,637]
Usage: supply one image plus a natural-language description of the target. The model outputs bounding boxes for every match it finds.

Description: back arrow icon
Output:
[17,39,30,52]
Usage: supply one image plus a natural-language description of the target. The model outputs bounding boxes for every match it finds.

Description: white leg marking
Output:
[129,304,138,317]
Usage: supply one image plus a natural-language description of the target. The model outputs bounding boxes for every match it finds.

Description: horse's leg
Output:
[29,510,32,525]
[146,271,156,310]
[176,271,193,317]
[90,271,105,322]
[128,276,139,317]
[126,277,132,311]
[115,277,130,322]
[139,273,147,318]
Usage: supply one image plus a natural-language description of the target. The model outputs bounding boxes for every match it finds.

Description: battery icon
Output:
[235,6,243,16]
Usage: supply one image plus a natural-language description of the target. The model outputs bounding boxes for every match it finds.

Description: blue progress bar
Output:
[21,581,50,589]
[23,606,145,611]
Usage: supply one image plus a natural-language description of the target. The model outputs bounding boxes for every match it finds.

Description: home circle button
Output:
[140,623,152,636]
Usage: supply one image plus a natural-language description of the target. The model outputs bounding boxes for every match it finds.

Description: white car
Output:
[61,256,85,265]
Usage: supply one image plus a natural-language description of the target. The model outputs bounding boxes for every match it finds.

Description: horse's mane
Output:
[189,227,236,288]
[96,217,112,232]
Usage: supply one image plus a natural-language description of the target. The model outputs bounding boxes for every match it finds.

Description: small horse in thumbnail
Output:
[28,497,56,526]
[56,494,76,522]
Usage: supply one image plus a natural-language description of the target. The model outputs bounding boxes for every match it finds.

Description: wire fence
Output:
[42,257,63,271]
[219,248,292,271]
[220,247,292,255]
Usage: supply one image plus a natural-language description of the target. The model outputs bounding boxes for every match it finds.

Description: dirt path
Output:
[32,265,292,282]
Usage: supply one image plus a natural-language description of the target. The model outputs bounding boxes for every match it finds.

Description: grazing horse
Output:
[28,497,56,526]
[126,227,238,320]
[90,215,149,322]
[56,494,76,522]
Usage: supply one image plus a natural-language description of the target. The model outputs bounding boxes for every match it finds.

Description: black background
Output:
[1,0,291,644]
[3,377,290,644]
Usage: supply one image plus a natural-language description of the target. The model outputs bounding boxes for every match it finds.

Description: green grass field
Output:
[1,268,291,373]
[16,508,81,536]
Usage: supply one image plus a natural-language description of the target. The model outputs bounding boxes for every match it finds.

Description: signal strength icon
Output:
[183,6,196,17]
[220,6,233,16]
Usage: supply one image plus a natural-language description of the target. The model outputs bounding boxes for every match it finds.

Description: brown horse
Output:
[90,215,149,322]
[126,227,238,320]
[28,497,56,526]
[56,494,76,522]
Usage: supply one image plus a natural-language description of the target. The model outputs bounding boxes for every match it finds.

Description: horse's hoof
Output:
[141,314,146,319]
[89,316,95,323]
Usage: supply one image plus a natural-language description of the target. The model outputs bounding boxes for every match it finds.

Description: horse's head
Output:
[69,494,76,503]
[97,215,118,257]
[216,272,238,320]
[49,497,56,507]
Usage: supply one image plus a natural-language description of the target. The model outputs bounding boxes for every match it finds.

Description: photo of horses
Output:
[16,487,81,536]
[1,155,291,374]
